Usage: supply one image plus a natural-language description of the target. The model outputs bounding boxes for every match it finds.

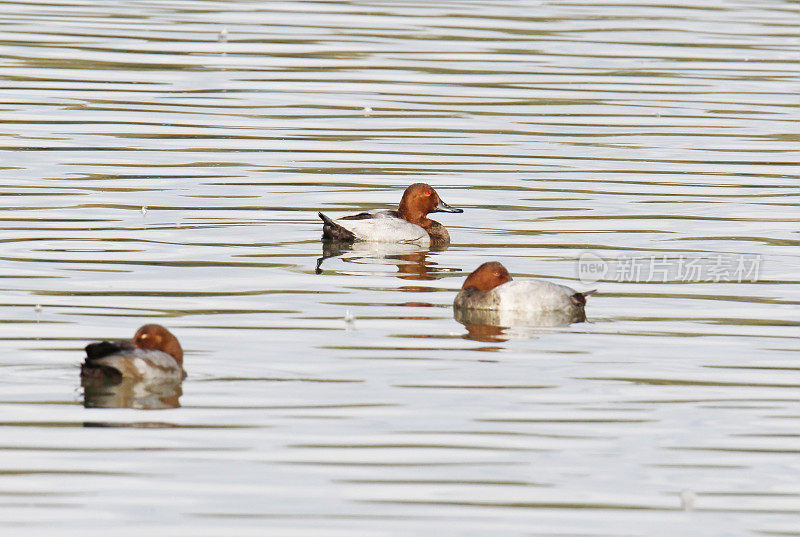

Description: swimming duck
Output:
[319,183,463,246]
[81,324,185,384]
[454,261,596,314]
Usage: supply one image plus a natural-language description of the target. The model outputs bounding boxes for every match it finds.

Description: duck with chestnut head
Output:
[454,262,596,326]
[80,324,185,385]
[319,183,463,246]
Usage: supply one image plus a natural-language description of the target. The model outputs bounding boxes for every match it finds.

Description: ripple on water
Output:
[0,0,799,535]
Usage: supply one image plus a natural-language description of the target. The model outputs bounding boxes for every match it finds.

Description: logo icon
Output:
[577,252,608,285]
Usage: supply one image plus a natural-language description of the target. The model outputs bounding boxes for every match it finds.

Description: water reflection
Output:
[455,306,587,343]
[316,241,449,282]
[81,375,182,410]
[396,250,442,281]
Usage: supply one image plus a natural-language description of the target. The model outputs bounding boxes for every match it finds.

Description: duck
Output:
[318,183,463,246]
[80,324,185,384]
[454,261,596,315]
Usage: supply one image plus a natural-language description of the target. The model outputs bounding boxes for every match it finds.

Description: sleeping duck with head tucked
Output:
[454,262,596,326]
[319,183,463,246]
[81,324,185,384]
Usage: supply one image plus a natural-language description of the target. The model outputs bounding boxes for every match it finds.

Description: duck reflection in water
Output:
[80,324,185,410]
[82,376,182,410]
[454,262,595,342]
[317,242,455,322]
[316,240,448,283]
[455,307,588,343]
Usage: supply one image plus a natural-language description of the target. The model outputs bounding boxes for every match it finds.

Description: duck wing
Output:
[320,210,427,243]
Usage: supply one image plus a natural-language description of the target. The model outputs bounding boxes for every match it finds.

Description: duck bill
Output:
[435,199,463,213]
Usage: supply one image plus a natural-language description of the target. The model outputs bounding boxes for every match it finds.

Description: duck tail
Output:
[569,289,597,306]
[318,212,356,241]
[85,340,124,362]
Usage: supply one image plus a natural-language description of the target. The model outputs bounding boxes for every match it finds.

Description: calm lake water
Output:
[1,0,799,535]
